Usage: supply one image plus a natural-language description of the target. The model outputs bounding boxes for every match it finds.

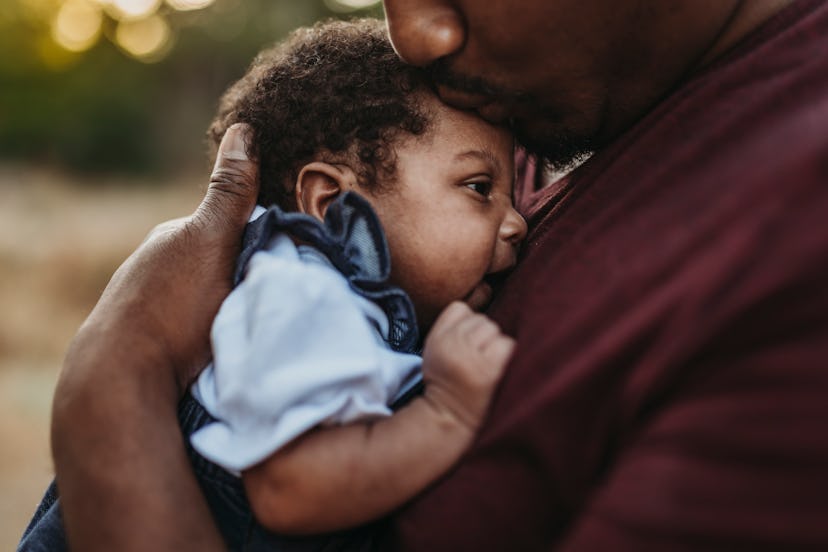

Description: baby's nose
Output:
[491,209,526,273]
[501,208,528,247]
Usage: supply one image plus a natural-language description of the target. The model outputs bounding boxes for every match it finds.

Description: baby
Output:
[188,18,527,547]
[17,17,527,552]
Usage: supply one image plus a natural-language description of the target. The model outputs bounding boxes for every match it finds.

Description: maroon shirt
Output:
[389,2,828,549]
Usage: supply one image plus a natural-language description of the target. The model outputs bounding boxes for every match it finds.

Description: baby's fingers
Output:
[457,314,501,350]
[429,301,474,337]
[482,334,516,367]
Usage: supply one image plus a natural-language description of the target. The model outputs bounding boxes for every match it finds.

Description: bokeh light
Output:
[114,13,171,61]
[41,0,377,63]
[323,0,381,13]
[42,0,225,63]
[51,0,102,52]
[165,0,215,11]
[101,0,161,21]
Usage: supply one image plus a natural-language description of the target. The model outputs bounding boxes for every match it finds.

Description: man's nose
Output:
[383,0,465,67]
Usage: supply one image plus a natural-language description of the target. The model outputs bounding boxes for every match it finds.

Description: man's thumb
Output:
[195,123,259,233]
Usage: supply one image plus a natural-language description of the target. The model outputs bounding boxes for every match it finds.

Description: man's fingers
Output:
[194,123,260,236]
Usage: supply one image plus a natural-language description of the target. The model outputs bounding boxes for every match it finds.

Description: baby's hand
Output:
[421,301,515,433]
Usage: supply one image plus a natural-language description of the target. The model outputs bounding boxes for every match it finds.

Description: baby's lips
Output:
[464,281,493,311]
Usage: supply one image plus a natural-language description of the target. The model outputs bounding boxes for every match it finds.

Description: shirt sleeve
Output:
[190,235,421,474]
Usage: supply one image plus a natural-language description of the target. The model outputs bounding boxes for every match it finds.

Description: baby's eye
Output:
[465,180,492,197]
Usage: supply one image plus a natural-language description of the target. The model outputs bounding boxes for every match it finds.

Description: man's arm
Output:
[51,124,258,551]
[243,302,515,534]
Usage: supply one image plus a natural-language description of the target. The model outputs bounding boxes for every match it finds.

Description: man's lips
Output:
[464,281,493,311]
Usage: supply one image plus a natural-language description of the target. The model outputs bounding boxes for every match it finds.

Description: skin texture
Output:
[240,95,524,532]
[244,301,515,533]
[49,1,794,549]
[382,0,793,166]
[365,96,526,329]
[291,95,525,331]
[52,124,257,551]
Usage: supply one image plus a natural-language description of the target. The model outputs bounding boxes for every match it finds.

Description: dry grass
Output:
[0,164,202,549]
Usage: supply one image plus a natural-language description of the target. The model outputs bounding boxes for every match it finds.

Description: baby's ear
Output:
[293,162,359,221]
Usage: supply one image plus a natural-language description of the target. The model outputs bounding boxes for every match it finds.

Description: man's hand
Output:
[77,123,259,391]
[51,123,258,551]
[421,301,515,433]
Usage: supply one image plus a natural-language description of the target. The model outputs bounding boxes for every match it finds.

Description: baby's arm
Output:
[243,301,514,534]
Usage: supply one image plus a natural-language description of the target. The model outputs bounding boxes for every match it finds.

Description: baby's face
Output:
[364,96,527,330]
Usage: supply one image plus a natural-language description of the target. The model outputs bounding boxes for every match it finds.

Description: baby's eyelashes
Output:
[464,180,493,197]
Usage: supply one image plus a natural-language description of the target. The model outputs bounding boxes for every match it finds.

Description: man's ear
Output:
[293,162,360,221]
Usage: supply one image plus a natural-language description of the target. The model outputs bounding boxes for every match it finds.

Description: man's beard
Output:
[426,59,595,172]
[511,115,594,173]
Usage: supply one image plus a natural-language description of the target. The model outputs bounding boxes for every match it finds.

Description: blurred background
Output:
[0,0,383,546]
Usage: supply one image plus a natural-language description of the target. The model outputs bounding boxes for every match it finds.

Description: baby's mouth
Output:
[464,268,516,311]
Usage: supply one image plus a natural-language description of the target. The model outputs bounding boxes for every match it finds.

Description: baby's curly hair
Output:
[208,18,433,209]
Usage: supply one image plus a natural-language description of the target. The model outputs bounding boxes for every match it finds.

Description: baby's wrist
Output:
[421,384,485,438]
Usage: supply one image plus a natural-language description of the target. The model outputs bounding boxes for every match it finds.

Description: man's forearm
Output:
[45,123,262,549]
[52,323,225,552]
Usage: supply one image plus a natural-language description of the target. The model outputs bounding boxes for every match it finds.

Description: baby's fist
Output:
[421,301,515,432]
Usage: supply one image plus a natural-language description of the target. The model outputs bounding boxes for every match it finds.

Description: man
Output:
[47,0,828,550]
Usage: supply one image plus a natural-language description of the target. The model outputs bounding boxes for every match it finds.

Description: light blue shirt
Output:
[191,216,422,475]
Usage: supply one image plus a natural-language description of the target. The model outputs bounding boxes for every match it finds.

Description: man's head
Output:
[208,18,433,209]
[382,0,776,169]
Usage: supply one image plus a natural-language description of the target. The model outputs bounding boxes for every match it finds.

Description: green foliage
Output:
[0,0,385,177]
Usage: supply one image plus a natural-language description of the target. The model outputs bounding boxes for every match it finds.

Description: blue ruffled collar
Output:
[235,192,420,354]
